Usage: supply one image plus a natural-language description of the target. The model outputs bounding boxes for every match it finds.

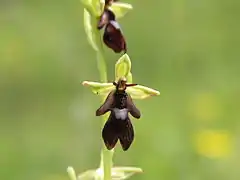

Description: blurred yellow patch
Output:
[194,130,233,158]
[189,92,222,122]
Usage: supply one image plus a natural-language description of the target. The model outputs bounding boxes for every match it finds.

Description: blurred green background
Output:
[1,0,240,180]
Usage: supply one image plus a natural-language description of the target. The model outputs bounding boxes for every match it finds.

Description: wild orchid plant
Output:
[67,0,160,179]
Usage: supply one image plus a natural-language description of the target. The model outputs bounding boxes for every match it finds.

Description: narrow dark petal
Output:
[127,95,141,119]
[96,91,115,116]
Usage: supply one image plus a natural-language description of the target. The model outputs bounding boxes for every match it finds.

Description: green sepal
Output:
[115,54,132,82]
[82,81,115,96]
[109,2,133,19]
[127,85,160,99]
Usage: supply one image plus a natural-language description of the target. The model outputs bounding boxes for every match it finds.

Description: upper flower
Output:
[82,0,133,52]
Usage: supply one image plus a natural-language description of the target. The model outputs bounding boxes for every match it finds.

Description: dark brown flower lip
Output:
[103,21,127,53]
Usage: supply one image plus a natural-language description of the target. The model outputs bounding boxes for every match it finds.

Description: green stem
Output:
[96,51,107,83]
[95,29,113,180]
[100,145,114,180]
[94,18,107,83]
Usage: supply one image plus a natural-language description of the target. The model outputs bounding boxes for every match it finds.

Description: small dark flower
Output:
[96,78,140,151]
[97,7,127,53]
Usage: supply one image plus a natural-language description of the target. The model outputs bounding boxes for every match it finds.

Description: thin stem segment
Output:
[96,51,107,83]
[95,22,113,180]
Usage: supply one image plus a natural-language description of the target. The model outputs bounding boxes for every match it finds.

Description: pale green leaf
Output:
[83,8,99,51]
[115,54,132,81]
[127,85,160,99]
[109,2,133,19]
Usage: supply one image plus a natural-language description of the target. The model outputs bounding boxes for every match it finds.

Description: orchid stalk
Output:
[67,1,160,180]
